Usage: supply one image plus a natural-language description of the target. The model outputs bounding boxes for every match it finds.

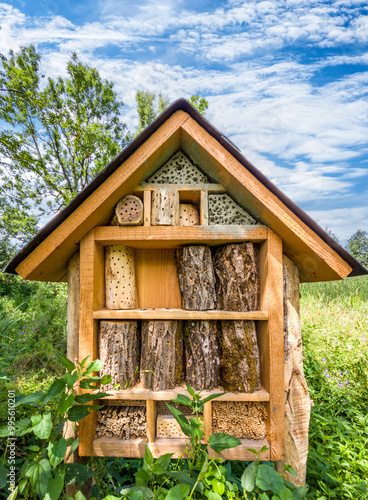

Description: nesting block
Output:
[140,320,183,391]
[115,195,143,226]
[219,320,261,392]
[157,415,186,438]
[208,193,257,225]
[147,151,209,184]
[212,401,267,440]
[184,320,220,390]
[151,187,180,225]
[179,204,199,226]
[105,245,138,309]
[99,321,140,391]
[213,243,259,311]
[96,405,147,439]
[175,246,216,310]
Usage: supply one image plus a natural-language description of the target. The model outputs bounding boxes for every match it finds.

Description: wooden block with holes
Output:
[105,245,138,309]
[156,415,186,438]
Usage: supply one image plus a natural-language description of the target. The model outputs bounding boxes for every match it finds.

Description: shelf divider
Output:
[93,308,268,321]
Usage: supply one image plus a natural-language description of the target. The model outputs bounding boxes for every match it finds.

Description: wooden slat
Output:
[135,183,225,194]
[94,225,268,247]
[93,308,268,321]
[181,117,352,282]
[15,110,189,281]
[203,401,212,442]
[135,250,182,308]
[146,400,156,443]
[92,437,270,460]
[143,190,151,227]
[200,190,208,226]
[258,228,285,461]
[101,387,270,402]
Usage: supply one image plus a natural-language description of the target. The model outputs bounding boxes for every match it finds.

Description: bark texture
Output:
[151,186,180,225]
[275,256,311,487]
[219,320,261,393]
[115,195,143,226]
[99,321,140,391]
[184,320,220,390]
[213,243,259,311]
[105,245,138,309]
[175,246,216,310]
[140,320,183,390]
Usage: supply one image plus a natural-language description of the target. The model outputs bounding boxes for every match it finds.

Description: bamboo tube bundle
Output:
[96,405,147,440]
[212,401,267,440]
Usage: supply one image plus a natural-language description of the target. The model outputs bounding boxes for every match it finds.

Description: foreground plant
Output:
[0,355,111,499]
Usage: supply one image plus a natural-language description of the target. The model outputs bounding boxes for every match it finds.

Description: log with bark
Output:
[140,320,183,390]
[99,321,140,391]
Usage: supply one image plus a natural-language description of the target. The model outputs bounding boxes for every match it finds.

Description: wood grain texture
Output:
[143,190,151,227]
[135,249,182,308]
[200,190,208,226]
[115,195,143,226]
[134,183,226,194]
[15,110,189,281]
[151,187,180,226]
[146,400,156,443]
[67,252,80,365]
[203,401,212,443]
[258,228,285,461]
[93,309,269,321]
[179,204,199,226]
[105,246,138,309]
[180,117,352,282]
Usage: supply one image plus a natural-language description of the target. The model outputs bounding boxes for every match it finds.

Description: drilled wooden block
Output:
[212,401,267,440]
[148,151,209,184]
[115,195,143,226]
[105,245,138,309]
[208,193,257,225]
[179,204,199,226]
[157,415,186,438]
[151,187,180,226]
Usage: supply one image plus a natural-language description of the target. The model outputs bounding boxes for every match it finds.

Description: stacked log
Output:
[212,401,267,440]
[96,405,147,439]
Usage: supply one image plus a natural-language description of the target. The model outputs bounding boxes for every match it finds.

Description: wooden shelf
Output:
[93,308,268,321]
[93,225,268,247]
[101,386,270,402]
[92,437,270,460]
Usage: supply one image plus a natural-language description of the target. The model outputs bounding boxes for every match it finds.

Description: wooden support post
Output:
[151,186,180,225]
[105,245,138,309]
[275,256,311,486]
[200,190,208,225]
[203,401,212,443]
[146,400,156,443]
[143,190,151,227]
[67,252,80,366]
[258,228,284,461]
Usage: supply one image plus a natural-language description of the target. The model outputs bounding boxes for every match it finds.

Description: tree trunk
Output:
[140,320,183,390]
[213,243,259,311]
[275,256,311,486]
[184,320,220,390]
[115,195,143,226]
[175,246,216,310]
[151,186,180,225]
[99,321,140,391]
[105,245,138,309]
[219,320,261,393]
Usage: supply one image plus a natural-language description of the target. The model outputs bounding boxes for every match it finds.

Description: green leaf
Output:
[154,452,173,472]
[241,461,257,492]
[58,393,75,414]
[0,466,8,489]
[165,484,190,500]
[185,383,196,398]
[18,478,27,494]
[205,492,222,500]
[74,492,87,500]
[44,468,65,500]
[171,394,192,406]
[135,469,151,486]
[283,464,297,477]
[75,392,108,404]
[208,433,241,453]
[7,486,18,500]
[64,463,95,486]
[44,379,67,404]
[165,403,191,436]
[66,437,79,459]
[63,373,78,389]
[256,464,284,494]
[259,494,269,500]
[211,479,225,496]
[67,406,91,422]
[85,359,103,374]
[293,485,309,499]
[56,354,76,373]
[79,355,91,370]
[48,439,67,467]
[201,393,226,405]
[169,471,196,488]
[15,391,45,407]
[31,411,53,439]
[100,374,112,385]
[25,459,51,498]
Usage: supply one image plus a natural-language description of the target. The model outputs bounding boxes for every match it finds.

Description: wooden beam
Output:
[134,183,225,194]
[200,190,208,226]
[93,225,268,247]
[180,118,352,282]
[15,110,189,282]
[143,190,151,227]
[93,308,268,321]
[258,228,285,461]
[203,402,212,443]
[146,400,156,443]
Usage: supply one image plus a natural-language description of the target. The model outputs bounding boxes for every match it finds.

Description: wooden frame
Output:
[77,225,285,461]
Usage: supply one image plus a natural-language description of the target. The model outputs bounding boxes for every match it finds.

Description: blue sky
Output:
[1,0,368,242]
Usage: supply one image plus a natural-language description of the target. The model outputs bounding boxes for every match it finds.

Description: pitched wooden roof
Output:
[4,98,367,282]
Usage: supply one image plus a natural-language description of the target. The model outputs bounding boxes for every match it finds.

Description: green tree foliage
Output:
[189,94,209,116]
[346,229,368,267]
[136,90,169,134]
[0,45,129,239]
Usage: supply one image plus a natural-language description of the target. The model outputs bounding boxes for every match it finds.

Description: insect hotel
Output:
[5,99,365,486]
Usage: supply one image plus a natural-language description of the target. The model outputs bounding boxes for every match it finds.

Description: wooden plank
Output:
[200,190,208,226]
[146,400,156,443]
[258,228,285,461]
[15,110,189,282]
[135,183,226,194]
[101,386,270,402]
[78,230,105,457]
[93,308,269,321]
[67,252,80,366]
[92,437,270,460]
[203,401,212,442]
[136,249,182,308]
[181,118,352,282]
[94,225,268,247]
[143,190,151,227]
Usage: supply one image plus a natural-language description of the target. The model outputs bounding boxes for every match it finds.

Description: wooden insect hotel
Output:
[5,99,366,486]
